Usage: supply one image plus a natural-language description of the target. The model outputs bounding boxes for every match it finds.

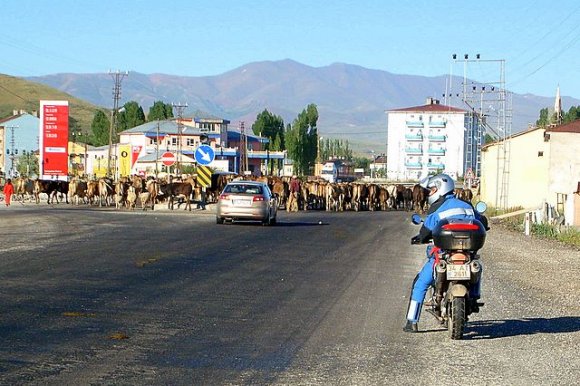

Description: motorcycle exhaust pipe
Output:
[470,260,482,283]
[435,261,447,286]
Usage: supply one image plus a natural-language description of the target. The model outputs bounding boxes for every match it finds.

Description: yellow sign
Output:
[197,166,212,187]
[118,144,132,177]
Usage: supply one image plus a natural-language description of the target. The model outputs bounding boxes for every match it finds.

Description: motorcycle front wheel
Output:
[448,297,466,340]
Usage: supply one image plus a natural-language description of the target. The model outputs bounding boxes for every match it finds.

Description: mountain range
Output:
[24,59,579,151]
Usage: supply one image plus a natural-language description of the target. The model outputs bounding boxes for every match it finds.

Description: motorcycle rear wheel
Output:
[448,297,466,340]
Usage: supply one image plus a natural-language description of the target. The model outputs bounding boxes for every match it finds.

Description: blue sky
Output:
[1,0,579,99]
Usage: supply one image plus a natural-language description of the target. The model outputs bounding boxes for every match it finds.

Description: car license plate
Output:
[233,199,252,207]
[446,264,471,280]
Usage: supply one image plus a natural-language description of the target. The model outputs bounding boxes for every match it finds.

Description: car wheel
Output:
[216,216,224,224]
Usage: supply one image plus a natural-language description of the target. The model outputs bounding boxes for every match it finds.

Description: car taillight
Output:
[219,194,230,200]
[441,223,480,231]
[253,195,265,202]
[450,252,468,264]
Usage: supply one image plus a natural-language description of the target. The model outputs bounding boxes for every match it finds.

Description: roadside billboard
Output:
[39,100,69,180]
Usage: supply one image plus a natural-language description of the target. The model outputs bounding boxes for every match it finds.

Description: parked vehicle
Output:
[319,162,338,183]
[411,201,488,339]
[216,181,278,225]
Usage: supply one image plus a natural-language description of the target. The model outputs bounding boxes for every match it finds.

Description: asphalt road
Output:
[0,204,578,385]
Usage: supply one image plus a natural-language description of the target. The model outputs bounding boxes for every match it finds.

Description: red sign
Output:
[131,145,142,167]
[40,100,69,180]
[161,152,176,166]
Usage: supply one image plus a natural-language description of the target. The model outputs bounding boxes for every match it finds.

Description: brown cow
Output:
[412,184,427,213]
[160,181,193,211]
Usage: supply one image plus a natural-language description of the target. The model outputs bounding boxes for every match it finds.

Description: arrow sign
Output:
[195,144,215,166]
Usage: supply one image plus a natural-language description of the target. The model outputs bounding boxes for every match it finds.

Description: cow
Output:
[351,183,369,211]
[403,187,413,211]
[34,179,69,204]
[97,178,114,207]
[412,184,427,213]
[114,180,128,209]
[457,188,474,203]
[271,179,288,209]
[68,178,88,205]
[136,178,159,210]
[159,181,193,211]
[367,183,380,211]
[13,177,34,202]
[126,185,137,210]
[394,184,406,210]
[378,185,390,211]
[326,183,343,212]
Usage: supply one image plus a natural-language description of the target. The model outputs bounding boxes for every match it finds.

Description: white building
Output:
[386,98,473,181]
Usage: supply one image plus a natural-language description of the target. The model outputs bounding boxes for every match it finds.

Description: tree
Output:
[252,109,285,150]
[148,101,174,121]
[536,107,550,127]
[16,150,39,177]
[321,138,353,162]
[484,133,495,144]
[563,105,580,124]
[91,110,111,147]
[117,101,146,132]
[286,104,318,175]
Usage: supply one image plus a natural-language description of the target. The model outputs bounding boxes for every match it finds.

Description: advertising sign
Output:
[40,100,69,180]
[131,145,142,167]
[118,144,132,177]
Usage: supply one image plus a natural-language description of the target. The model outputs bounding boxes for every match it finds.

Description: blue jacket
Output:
[417,193,483,243]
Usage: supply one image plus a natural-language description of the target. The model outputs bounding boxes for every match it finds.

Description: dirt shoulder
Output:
[484,222,580,308]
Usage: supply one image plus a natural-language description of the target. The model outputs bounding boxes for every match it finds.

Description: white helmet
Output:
[420,173,455,205]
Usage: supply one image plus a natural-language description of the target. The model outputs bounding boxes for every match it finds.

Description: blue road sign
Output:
[195,144,215,166]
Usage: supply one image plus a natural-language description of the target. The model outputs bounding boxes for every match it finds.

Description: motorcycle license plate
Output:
[446,264,471,280]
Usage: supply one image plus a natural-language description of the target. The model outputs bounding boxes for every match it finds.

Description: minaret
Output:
[554,85,562,125]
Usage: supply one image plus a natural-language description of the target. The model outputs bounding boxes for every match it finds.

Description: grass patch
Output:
[488,205,580,248]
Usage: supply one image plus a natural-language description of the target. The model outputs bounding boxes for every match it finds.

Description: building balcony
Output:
[429,121,446,128]
[406,120,424,128]
[405,134,423,141]
[405,162,423,169]
[428,134,447,142]
[427,163,445,169]
[427,148,446,155]
[405,147,423,155]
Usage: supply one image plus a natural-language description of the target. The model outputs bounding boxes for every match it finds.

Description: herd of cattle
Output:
[6,174,476,213]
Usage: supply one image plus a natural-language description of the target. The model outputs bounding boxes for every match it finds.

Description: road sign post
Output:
[161,151,176,166]
[195,145,215,166]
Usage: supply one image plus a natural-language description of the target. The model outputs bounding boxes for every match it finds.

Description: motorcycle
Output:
[411,201,488,340]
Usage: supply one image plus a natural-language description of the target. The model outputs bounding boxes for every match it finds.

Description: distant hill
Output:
[0,74,102,133]
[22,60,580,150]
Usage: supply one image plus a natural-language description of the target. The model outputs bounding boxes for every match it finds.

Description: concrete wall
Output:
[480,127,550,209]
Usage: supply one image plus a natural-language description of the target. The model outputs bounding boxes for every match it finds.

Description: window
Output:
[538,151,544,157]
[171,138,178,146]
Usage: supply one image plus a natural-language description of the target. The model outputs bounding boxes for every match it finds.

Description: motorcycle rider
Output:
[403,173,488,333]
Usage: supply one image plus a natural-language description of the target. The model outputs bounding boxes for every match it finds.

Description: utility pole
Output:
[8,125,18,177]
[107,70,128,178]
[239,121,248,175]
[172,102,188,175]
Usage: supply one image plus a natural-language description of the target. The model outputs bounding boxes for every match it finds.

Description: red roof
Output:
[547,119,580,133]
[389,103,466,113]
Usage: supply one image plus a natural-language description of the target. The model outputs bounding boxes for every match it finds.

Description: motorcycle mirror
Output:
[411,214,423,225]
[475,201,487,214]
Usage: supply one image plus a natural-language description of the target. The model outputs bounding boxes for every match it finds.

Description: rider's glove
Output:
[411,235,421,244]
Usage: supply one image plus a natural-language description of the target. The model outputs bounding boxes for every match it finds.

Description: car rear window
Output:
[225,184,263,194]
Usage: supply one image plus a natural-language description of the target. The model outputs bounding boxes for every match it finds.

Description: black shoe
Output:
[403,321,418,333]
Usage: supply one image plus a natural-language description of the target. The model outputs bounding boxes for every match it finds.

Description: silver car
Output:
[216,181,278,225]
